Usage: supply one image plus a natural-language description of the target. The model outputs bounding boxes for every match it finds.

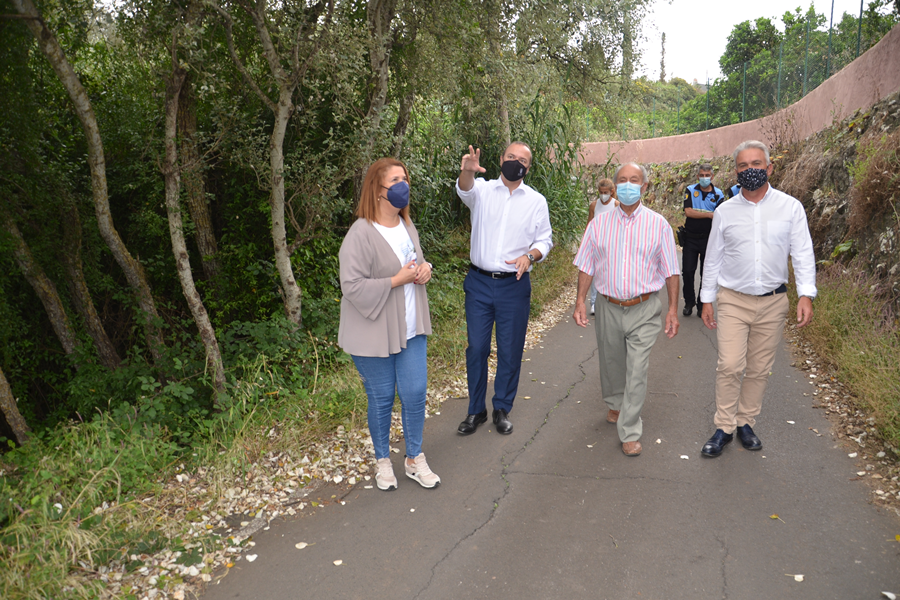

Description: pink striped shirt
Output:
[573,204,680,300]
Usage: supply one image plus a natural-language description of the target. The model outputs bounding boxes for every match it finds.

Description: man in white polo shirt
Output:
[699,140,817,457]
[455,142,553,437]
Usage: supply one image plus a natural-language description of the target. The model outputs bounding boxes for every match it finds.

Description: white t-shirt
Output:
[373,221,417,340]
[593,197,617,221]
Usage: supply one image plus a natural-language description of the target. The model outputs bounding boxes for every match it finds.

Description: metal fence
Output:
[618,4,898,140]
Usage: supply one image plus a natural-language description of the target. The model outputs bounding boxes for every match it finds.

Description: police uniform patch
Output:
[693,191,700,197]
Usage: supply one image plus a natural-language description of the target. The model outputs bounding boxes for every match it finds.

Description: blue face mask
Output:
[383,181,410,209]
[616,182,642,206]
[698,177,711,187]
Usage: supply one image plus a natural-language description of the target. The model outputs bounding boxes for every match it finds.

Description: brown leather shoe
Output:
[622,441,642,456]
[606,410,620,423]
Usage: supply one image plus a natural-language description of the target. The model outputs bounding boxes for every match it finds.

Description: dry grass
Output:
[775,149,824,202]
[849,129,900,235]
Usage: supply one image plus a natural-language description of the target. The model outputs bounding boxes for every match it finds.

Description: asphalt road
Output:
[202,289,900,600]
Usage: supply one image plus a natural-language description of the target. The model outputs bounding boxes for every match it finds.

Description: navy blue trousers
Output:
[464,269,531,414]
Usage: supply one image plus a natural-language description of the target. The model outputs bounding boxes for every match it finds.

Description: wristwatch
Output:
[526,252,535,264]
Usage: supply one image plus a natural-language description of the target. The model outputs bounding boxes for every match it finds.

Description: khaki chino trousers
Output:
[714,287,789,433]
[594,294,662,443]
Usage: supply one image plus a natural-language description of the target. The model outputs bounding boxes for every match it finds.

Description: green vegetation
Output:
[794,261,900,447]
[0,0,606,595]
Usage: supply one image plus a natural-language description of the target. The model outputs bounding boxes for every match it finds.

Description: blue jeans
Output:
[352,335,427,460]
[464,269,531,414]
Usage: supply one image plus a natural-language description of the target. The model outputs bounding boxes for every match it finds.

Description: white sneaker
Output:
[589,302,595,315]
[375,458,397,491]
[404,453,441,489]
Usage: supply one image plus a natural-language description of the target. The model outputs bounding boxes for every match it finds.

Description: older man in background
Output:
[680,163,725,317]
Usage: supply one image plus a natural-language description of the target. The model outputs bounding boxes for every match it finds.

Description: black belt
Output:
[469,264,517,279]
[757,283,787,297]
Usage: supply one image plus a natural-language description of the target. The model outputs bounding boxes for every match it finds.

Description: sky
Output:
[638,0,873,83]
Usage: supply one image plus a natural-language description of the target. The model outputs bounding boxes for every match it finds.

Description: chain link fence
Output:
[617,3,898,140]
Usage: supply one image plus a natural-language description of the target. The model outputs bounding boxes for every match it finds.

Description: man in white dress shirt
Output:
[699,140,817,457]
[455,142,554,436]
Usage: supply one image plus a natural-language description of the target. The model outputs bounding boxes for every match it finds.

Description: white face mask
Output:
[616,182,642,206]
[599,194,611,203]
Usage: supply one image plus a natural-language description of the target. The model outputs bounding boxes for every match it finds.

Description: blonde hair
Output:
[356,158,411,224]
[597,178,616,197]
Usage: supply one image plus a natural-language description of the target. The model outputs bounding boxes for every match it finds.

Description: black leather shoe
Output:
[736,424,762,450]
[701,429,734,457]
[457,410,488,435]
[696,302,704,317]
[492,409,513,435]
[682,305,693,316]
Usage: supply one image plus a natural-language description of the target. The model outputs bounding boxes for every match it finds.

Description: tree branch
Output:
[206,0,277,112]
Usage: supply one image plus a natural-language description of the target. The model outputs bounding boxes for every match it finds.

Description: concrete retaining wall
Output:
[580,23,900,166]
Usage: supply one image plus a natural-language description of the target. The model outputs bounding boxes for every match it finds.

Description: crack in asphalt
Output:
[715,532,730,600]
[412,345,597,599]
[502,470,686,485]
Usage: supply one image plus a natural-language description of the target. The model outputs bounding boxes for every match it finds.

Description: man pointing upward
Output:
[455,142,553,437]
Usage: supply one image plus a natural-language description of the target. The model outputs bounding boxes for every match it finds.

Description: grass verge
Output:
[789,259,900,450]
[0,236,578,600]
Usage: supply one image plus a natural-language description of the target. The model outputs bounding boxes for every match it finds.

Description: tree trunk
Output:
[13,0,167,366]
[622,7,634,80]
[270,91,303,326]
[164,62,226,396]
[0,366,29,445]
[178,72,220,283]
[499,90,511,148]
[0,204,81,360]
[214,0,331,327]
[391,90,415,157]
[352,0,397,203]
[365,0,397,132]
[60,199,121,370]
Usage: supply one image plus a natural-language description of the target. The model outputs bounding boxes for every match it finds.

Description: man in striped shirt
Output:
[573,163,681,456]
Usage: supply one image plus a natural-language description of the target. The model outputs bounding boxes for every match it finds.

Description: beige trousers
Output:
[594,294,662,443]
[714,287,789,433]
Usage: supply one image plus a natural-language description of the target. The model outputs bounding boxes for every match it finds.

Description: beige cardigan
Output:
[338,218,432,357]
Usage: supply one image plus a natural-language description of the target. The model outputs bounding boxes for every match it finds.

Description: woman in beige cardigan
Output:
[338,158,440,491]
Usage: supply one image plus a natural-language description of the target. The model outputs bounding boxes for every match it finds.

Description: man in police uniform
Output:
[724,183,741,199]
[681,163,725,316]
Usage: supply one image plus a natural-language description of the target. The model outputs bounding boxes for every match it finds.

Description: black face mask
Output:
[501,160,527,182]
[736,167,769,191]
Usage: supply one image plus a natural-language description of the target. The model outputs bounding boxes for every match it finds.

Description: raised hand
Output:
[460,145,487,174]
